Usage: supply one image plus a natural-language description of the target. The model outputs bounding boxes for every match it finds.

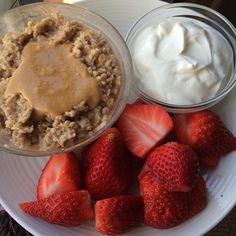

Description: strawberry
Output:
[95,195,144,235]
[83,128,133,200]
[147,142,200,192]
[173,110,236,168]
[20,191,94,226]
[199,155,220,169]
[138,161,149,180]
[116,104,174,158]
[187,175,207,218]
[140,171,189,229]
[37,152,81,200]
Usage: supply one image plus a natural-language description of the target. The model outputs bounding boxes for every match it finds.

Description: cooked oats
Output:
[0,14,122,150]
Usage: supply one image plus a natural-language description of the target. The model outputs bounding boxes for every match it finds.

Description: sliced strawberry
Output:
[140,171,189,229]
[174,110,236,169]
[116,104,174,158]
[20,191,94,226]
[147,142,200,192]
[95,195,144,235]
[187,176,207,218]
[37,152,80,200]
[83,128,133,200]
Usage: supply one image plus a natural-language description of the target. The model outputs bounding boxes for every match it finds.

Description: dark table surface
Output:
[19,0,42,4]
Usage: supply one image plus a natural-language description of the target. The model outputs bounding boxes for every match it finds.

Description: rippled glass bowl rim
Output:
[126,3,236,113]
[0,2,133,157]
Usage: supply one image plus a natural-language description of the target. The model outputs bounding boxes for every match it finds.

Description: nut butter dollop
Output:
[4,40,101,119]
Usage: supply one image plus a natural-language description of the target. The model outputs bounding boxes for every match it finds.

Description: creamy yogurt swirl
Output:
[133,18,233,105]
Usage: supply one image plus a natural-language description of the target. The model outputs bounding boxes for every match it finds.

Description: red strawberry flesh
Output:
[20,191,94,226]
[83,128,133,200]
[116,104,174,158]
[147,142,200,192]
[95,195,144,235]
[174,110,236,168]
[37,152,81,200]
[140,171,189,229]
[187,176,207,218]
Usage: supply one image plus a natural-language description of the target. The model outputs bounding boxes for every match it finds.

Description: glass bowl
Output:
[126,3,236,113]
[0,2,133,156]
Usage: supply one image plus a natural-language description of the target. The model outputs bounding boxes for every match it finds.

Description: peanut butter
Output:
[4,40,101,119]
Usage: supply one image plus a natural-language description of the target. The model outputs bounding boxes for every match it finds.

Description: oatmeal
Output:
[0,14,122,150]
[5,40,101,119]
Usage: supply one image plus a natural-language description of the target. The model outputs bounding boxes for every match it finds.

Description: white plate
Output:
[1,0,236,235]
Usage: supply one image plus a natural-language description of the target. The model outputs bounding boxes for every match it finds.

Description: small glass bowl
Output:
[126,3,236,113]
[0,2,133,156]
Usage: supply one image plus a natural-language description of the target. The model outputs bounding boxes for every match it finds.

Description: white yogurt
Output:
[132,18,233,105]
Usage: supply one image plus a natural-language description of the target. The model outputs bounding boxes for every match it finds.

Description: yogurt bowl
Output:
[126,3,236,113]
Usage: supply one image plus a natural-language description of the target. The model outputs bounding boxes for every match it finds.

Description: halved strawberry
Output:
[20,191,94,226]
[116,104,174,158]
[95,195,144,235]
[173,110,236,169]
[37,152,81,200]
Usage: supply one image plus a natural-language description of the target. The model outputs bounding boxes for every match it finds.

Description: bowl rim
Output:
[125,2,236,110]
[0,2,133,157]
